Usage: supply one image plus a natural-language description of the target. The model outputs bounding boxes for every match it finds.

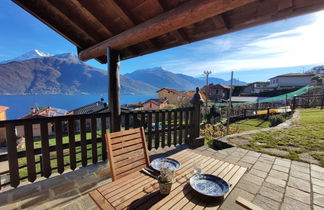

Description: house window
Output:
[216,90,219,94]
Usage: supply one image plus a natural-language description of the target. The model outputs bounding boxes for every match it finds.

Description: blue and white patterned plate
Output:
[190,174,230,197]
[150,158,180,171]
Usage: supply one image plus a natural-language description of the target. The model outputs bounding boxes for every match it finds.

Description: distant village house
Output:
[157,88,207,107]
[242,82,272,95]
[16,106,68,138]
[0,106,9,146]
[268,73,314,89]
[142,98,169,110]
[201,84,230,102]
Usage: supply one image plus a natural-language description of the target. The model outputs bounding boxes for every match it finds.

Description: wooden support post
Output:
[267,108,270,119]
[107,48,121,132]
[190,87,203,139]
[292,96,296,110]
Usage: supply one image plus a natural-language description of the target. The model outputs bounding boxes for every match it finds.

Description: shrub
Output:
[269,114,285,127]
[201,123,237,147]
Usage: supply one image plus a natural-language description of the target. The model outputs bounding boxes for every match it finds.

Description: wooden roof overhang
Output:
[13,0,324,64]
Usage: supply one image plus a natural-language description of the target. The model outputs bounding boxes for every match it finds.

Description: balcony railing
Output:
[0,107,195,189]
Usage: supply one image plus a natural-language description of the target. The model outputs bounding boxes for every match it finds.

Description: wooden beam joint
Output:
[79,0,257,61]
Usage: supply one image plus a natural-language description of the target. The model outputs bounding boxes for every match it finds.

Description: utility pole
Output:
[204,70,212,106]
[226,71,234,135]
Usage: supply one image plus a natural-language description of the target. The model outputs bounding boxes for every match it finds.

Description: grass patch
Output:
[240,108,324,166]
[233,118,270,133]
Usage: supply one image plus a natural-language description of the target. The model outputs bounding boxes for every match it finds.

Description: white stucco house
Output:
[268,73,314,89]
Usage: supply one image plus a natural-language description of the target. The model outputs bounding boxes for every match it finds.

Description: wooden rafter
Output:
[112,0,160,50]
[79,0,257,61]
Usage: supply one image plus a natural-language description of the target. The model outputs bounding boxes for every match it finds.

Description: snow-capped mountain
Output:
[0,49,53,64]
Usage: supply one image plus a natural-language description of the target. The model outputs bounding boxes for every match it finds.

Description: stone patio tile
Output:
[313,184,324,195]
[269,169,288,181]
[51,180,76,196]
[285,186,310,205]
[0,202,19,210]
[12,183,42,201]
[236,179,262,194]
[262,182,285,193]
[311,164,324,173]
[222,147,237,154]
[274,158,291,168]
[236,161,253,168]
[240,156,258,164]
[313,178,324,187]
[312,170,324,181]
[291,164,310,174]
[246,151,261,158]
[211,152,228,159]
[260,154,276,161]
[241,173,264,186]
[236,148,249,155]
[314,193,324,207]
[249,168,268,179]
[74,194,97,209]
[288,176,310,193]
[265,176,286,188]
[45,190,81,209]
[253,194,280,210]
[314,205,324,210]
[224,156,241,163]
[291,160,310,168]
[272,164,290,173]
[19,190,51,209]
[290,169,310,181]
[253,162,272,173]
[55,201,81,210]
[258,185,284,202]
[258,158,275,165]
[219,187,255,210]
[281,197,311,210]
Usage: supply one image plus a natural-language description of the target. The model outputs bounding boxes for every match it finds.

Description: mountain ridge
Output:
[0,53,157,95]
[0,50,247,95]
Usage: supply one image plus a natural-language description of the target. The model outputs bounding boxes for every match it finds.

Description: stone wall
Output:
[0,161,110,209]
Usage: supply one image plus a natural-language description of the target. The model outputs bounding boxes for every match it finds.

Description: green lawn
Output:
[17,131,105,179]
[240,108,324,166]
[233,118,270,133]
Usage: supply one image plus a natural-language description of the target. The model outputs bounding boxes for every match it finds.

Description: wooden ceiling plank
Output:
[79,0,257,61]
[212,15,230,29]
[112,0,160,51]
[47,0,112,43]
[13,0,96,48]
[62,0,112,38]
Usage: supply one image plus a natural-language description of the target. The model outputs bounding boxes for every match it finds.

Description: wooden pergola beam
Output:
[78,0,257,61]
[107,48,121,132]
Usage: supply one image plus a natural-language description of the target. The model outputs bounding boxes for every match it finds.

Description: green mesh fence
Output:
[213,86,313,107]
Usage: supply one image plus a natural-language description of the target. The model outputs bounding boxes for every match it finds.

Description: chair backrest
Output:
[106,127,150,181]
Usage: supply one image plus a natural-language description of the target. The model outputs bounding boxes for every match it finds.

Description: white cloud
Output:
[174,11,324,76]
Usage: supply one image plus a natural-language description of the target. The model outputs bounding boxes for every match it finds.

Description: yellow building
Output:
[0,106,9,146]
[0,106,9,121]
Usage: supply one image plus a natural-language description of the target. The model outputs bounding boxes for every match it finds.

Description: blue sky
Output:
[1,1,323,83]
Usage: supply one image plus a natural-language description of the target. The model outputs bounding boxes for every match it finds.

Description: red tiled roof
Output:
[156,88,179,94]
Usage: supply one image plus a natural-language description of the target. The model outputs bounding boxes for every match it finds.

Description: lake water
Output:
[0,94,156,120]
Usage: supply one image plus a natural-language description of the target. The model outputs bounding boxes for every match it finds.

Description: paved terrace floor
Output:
[0,145,323,210]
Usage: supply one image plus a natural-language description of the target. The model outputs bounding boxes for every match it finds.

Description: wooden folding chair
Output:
[105,127,150,181]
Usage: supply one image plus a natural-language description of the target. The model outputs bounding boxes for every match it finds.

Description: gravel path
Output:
[220,110,300,144]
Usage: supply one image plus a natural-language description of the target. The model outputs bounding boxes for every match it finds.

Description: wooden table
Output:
[89,149,247,209]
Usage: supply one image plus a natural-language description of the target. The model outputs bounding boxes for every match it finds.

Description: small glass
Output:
[193,161,202,175]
